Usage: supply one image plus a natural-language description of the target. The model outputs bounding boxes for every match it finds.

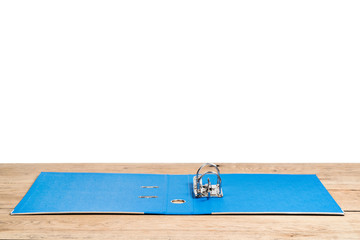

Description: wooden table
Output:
[0,163,359,239]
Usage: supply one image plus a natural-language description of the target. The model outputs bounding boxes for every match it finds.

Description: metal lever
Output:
[193,163,223,198]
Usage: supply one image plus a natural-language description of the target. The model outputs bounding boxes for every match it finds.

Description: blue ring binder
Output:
[11,163,343,215]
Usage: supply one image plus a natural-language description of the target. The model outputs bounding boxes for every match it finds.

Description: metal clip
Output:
[193,163,223,198]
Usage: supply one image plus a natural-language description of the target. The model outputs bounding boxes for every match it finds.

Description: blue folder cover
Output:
[12,172,343,215]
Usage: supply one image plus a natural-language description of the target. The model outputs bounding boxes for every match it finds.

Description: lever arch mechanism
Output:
[193,163,223,198]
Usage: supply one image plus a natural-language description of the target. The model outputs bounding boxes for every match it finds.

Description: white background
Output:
[0,0,359,163]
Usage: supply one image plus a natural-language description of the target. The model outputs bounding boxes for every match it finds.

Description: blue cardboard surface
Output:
[12,172,343,215]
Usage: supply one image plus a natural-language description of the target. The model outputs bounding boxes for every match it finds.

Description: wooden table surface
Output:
[0,163,359,239]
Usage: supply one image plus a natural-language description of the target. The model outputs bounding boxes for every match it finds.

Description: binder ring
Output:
[193,163,223,198]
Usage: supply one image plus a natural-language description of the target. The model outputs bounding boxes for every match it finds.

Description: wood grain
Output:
[0,163,359,239]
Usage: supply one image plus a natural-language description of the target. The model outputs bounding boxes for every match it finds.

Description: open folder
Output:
[12,170,343,215]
